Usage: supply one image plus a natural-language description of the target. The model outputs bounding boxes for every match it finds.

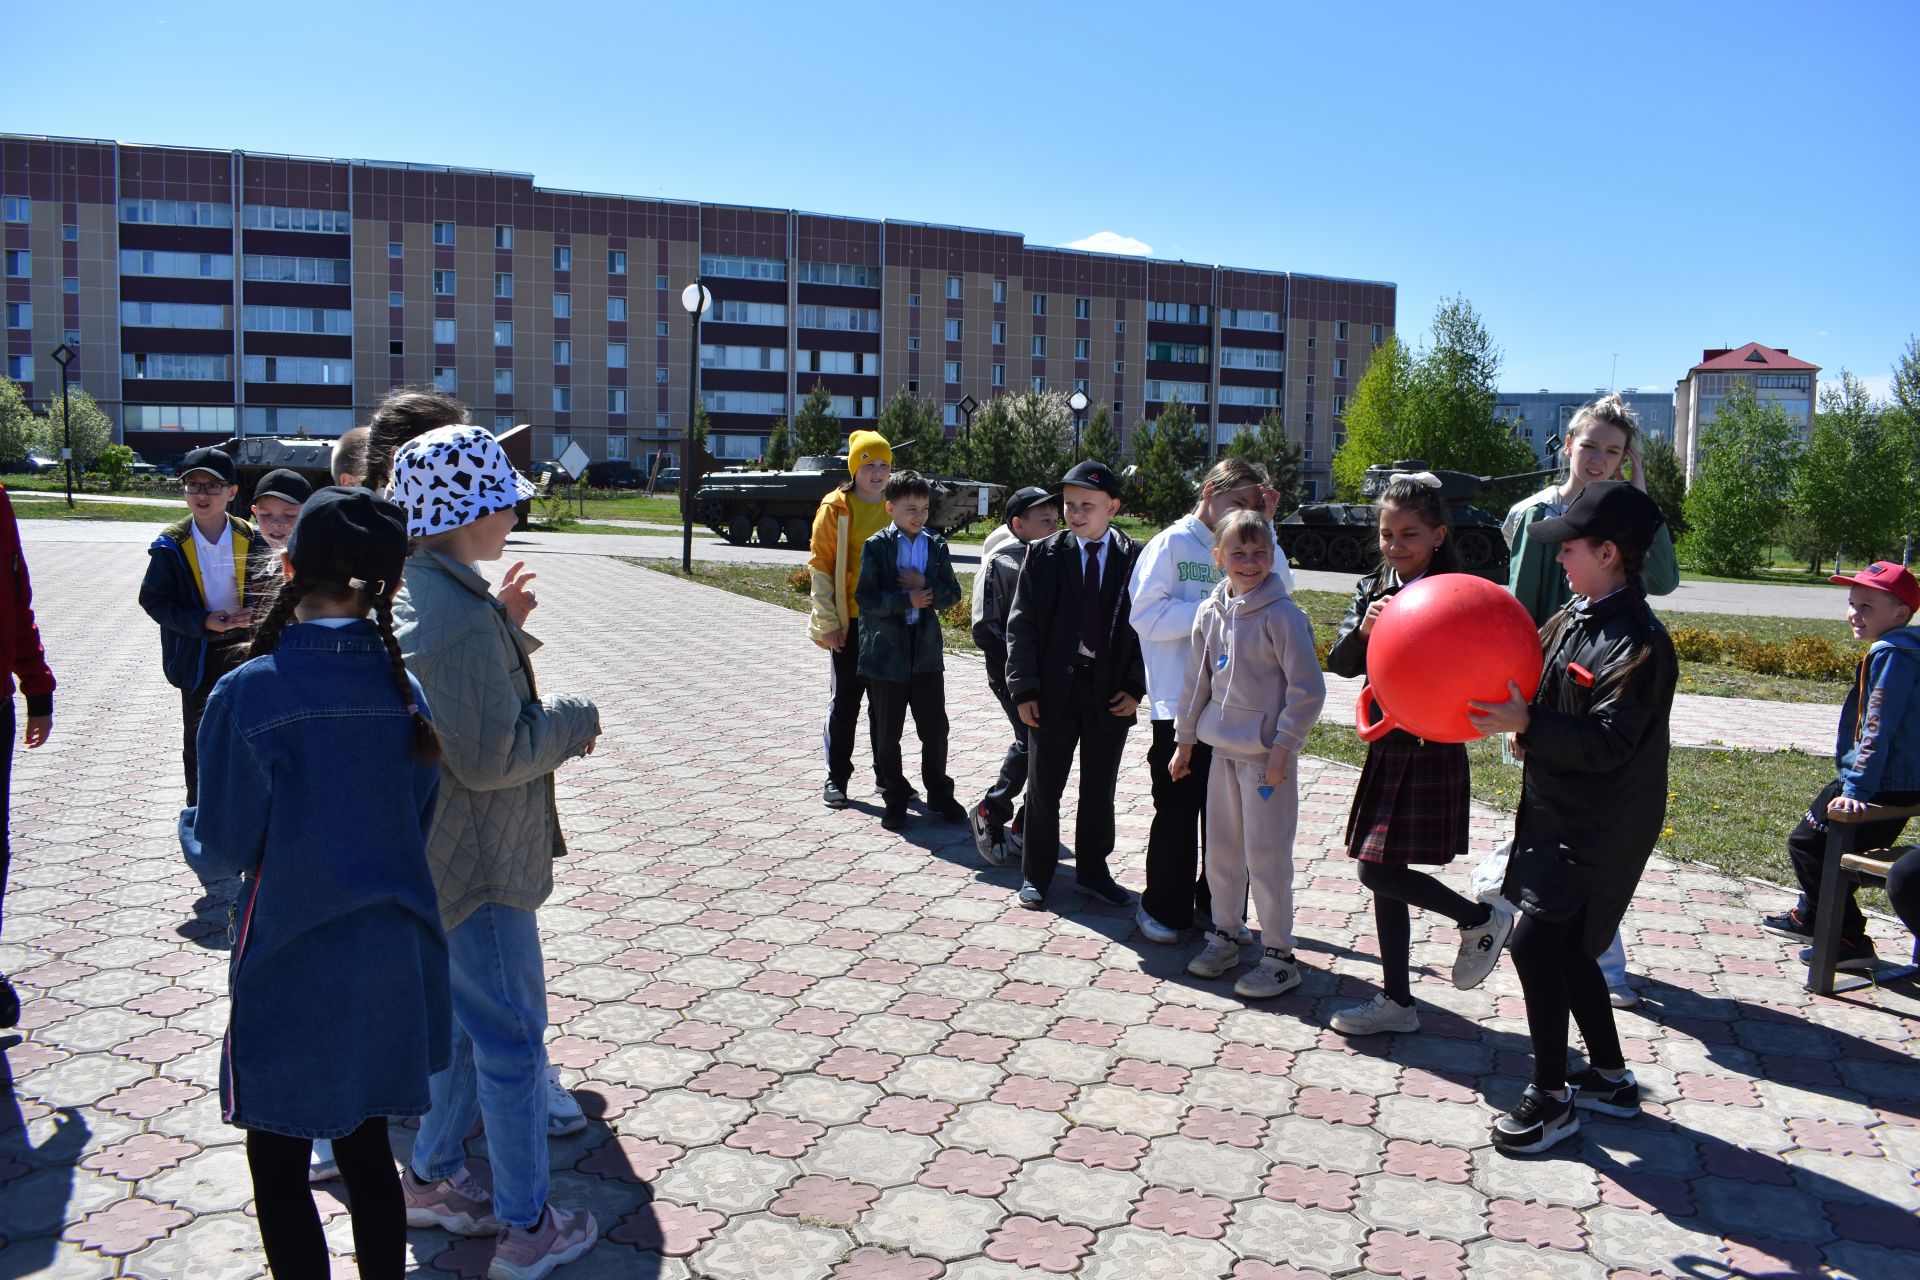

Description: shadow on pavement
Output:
[0,1036,91,1280]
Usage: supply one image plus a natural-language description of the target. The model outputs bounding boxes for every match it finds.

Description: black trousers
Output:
[979,655,1029,831]
[1509,907,1623,1093]
[182,642,247,807]
[1885,849,1920,937]
[823,617,866,791]
[1,698,12,936]
[246,1116,404,1280]
[1022,669,1132,893]
[1140,719,1212,931]
[1787,778,1920,939]
[1358,862,1485,1004]
[867,672,953,806]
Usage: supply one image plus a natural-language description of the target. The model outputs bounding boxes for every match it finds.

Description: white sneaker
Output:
[1135,905,1181,945]
[1186,931,1241,979]
[546,1066,588,1137]
[1453,897,1516,990]
[1607,984,1640,1009]
[307,1138,339,1183]
[1331,992,1420,1036]
[1234,949,1302,1000]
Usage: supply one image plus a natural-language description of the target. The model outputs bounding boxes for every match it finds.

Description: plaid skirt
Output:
[1344,734,1471,866]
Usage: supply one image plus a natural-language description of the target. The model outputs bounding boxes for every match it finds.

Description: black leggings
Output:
[1357,861,1486,1005]
[246,1117,403,1280]
[1508,909,1623,1093]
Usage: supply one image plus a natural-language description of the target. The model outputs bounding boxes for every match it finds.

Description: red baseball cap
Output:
[1830,561,1920,611]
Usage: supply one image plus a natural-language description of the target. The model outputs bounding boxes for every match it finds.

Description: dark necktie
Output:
[1081,541,1104,655]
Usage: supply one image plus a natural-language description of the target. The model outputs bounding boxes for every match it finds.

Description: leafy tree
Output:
[1225,410,1303,511]
[95,443,137,491]
[965,395,1020,495]
[1641,436,1688,538]
[1679,382,1800,576]
[1333,335,1410,498]
[792,381,841,458]
[0,375,33,472]
[691,403,711,450]
[1889,335,1920,562]
[1791,371,1905,573]
[1130,396,1205,524]
[765,416,794,471]
[876,388,948,474]
[1079,405,1121,471]
[34,387,114,472]
[1008,390,1072,492]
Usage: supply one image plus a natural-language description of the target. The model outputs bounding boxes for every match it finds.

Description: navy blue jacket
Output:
[855,526,962,683]
[180,620,449,1138]
[1837,628,1920,801]
[138,513,258,690]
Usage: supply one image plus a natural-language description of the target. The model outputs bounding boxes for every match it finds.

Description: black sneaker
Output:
[1567,1067,1640,1118]
[1492,1085,1581,1155]
[1077,877,1132,908]
[822,782,850,810]
[0,973,18,1030]
[1761,906,1814,940]
[1799,938,1880,972]
[881,803,909,832]
[933,798,969,825]
[1017,881,1046,910]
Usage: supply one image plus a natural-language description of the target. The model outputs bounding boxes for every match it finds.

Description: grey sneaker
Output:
[546,1065,587,1137]
[1187,931,1241,979]
[970,803,1001,863]
[307,1138,339,1183]
[1606,984,1640,1010]
[1135,905,1180,945]
[1331,992,1420,1036]
[403,1165,503,1236]
[486,1204,597,1280]
[1234,948,1301,999]
[1016,881,1046,910]
[1453,897,1516,990]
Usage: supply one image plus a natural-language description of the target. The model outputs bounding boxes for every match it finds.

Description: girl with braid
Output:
[182,487,449,1280]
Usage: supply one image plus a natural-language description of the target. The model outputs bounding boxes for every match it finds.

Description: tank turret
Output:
[692,450,1003,548]
[215,434,341,505]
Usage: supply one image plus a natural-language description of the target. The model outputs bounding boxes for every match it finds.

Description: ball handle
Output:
[1355,683,1398,743]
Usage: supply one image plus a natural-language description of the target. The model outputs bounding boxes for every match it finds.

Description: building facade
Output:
[1495,388,1677,462]
[3,134,1395,498]
[1672,343,1819,484]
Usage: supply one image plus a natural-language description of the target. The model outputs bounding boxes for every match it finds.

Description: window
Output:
[494,369,514,395]
[4,356,30,382]
[1219,308,1279,331]
[1334,358,1347,378]
[433,367,457,393]
[992,322,1006,346]
[607,343,627,369]
[991,363,1004,387]
[124,353,233,380]
[243,355,353,384]
[828,395,874,419]
[944,319,963,342]
[124,405,239,433]
[1371,323,1384,346]
[700,254,786,281]
[1074,339,1091,360]
[243,255,351,284]
[553,340,571,366]
[495,272,514,298]
[433,270,455,295]
[608,297,628,323]
[494,413,515,431]
[1305,374,1315,386]
[553,387,572,413]
[797,261,878,286]
[607,434,629,459]
[389,340,404,357]
[657,413,671,429]
[797,304,872,331]
[609,249,627,276]
[1305,411,1314,426]
[908,293,920,308]
[120,250,234,278]
[724,300,791,326]
[1032,376,1045,393]
[907,337,920,351]
[240,305,348,335]
[1115,320,1127,334]
[3,302,26,328]
[993,280,1006,304]
[1114,360,1125,374]
[120,199,231,227]
[62,224,76,242]
[1,197,27,222]
[704,344,786,371]
[946,275,963,300]
[944,360,961,384]
[1147,301,1208,324]
[1333,394,1346,415]
[388,241,404,259]
[124,301,230,329]
[1145,379,1208,403]
[242,205,349,234]
[907,379,918,395]
[1306,336,1315,349]
[1148,342,1210,363]
[943,403,958,427]
[433,221,455,246]
[655,367,669,383]
[553,294,570,319]
[1335,321,1349,342]
[608,389,628,414]
[493,320,513,346]
[1218,385,1278,407]
[1113,402,1123,421]
[1075,297,1090,320]
[1220,346,1283,370]
[553,245,571,272]
[63,329,78,347]
[1074,378,1089,392]
[495,225,513,250]
[1030,336,1046,357]
[388,290,404,308]
[701,389,787,415]
[655,321,669,337]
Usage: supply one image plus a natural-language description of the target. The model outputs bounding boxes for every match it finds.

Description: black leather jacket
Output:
[1327,570,1416,746]
[1005,527,1146,733]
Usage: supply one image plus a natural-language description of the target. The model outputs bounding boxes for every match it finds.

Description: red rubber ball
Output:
[1355,575,1544,743]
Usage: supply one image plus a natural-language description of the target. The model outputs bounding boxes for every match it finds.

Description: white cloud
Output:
[1853,372,1895,401]
[1066,230,1153,257]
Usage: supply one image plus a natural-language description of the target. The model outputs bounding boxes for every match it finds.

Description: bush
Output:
[1725,636,1786,675]
[941,591,972,632]
[1669,626,1722,663]
[1780,634,1859,682]
[95,444,136,492]
[786,566,811,594]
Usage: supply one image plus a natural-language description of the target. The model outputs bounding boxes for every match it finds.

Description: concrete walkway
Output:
[1,535,1914,1279]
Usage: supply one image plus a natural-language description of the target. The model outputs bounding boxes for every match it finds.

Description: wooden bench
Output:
[1808,801,1920,995]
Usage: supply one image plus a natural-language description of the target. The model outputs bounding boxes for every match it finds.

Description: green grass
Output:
[12,499,181,522]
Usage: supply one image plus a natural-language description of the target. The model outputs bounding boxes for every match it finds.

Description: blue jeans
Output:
[1598,930,1628,988]
[409,904,549,1228]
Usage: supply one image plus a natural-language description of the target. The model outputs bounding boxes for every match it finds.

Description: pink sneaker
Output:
[486,1204,597,1280]
[402,1166,502,1236]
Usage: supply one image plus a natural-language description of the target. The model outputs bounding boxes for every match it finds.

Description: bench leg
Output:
[1805,825,1850,996]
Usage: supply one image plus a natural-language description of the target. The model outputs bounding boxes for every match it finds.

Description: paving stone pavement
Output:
[1,536,1917,1280]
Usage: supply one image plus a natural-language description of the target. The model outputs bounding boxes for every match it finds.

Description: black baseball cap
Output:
[1005,486,1056,520]
[1056,459,1123,498]
[254,468,314,505]
[179,447,237,486]
[285,486,410,596]
[1528,481,1665,556]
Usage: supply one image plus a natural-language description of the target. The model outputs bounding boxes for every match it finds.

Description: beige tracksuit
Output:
[1174,573,1327,946]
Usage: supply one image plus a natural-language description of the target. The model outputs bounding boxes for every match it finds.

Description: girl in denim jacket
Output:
[185,488,447,1280]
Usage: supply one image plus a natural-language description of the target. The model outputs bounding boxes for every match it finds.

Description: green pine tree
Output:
[1131,396,1204,524]
[1225,410,1303,511]
[765,416,794,470]
[792,381,842,458]
[1079,404,1122,470]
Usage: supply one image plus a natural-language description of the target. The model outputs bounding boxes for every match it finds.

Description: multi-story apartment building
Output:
[1495,388,1677,462]
[2,134,1395,498]
[1672,343,1819,484]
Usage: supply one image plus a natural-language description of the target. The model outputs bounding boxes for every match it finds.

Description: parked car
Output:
[129,452,160,477]
[650,467,681,492]
[22,455,60,475]
[527,459,575,488]
[581,460,642,489]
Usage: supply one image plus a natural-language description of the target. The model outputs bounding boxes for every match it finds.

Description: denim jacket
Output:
[1837,627,1920,801]
[181,620,449,1138]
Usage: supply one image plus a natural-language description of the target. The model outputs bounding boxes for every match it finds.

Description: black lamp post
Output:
[679,282,712,574]
[50,343,77,510]
[1068,388,1090,461]
[956,393,979,444]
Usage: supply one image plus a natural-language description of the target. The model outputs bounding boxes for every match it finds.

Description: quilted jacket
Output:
[393,546,599,930]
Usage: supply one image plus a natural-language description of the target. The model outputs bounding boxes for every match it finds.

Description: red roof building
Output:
[1673,343,1820,483]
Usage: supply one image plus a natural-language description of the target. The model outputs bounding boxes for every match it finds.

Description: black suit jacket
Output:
[1004,527,1147,733]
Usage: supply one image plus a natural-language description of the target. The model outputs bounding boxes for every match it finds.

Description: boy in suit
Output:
[1005,460,1147,910]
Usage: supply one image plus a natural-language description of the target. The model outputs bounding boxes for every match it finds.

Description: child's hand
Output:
[1169,744,1193,780]
[909,587,934,609]
[498,561,539,627]
[1108,692,1140,718]
[23,714,51,748]
[1358,598,1389,636]
[816,628,845,651]
[581,736,598,756]
[1828,794,1868,817]
[1018,700,1041,728]
[899,568,927,590]
[1468,681,1532,735]
[205,609,245,633]
[1265,744,1292,789]
[1506,732,1526,762]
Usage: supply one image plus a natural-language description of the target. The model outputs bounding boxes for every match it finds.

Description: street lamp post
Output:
[1067,388,1090,462]
[679,282,712,574]
[956,393,979,445]
[50,343,77,511]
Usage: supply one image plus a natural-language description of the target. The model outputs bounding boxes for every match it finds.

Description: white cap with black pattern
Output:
[389,424,538,538]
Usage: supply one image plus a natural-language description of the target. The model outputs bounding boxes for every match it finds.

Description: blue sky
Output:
[10,0,1916,398]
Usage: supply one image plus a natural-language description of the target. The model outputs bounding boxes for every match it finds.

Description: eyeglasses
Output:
[181,481,229,495]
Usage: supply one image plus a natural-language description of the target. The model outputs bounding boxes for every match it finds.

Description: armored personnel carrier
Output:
[694,454,1003,548]
[215,434,340,506]
[1276,458,1560,583]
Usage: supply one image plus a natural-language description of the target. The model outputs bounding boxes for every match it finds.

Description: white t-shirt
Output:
[193,521,240,616]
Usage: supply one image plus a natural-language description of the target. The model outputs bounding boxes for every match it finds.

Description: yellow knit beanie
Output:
[847,430,892,475]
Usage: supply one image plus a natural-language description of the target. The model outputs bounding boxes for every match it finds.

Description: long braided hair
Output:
[249,572,441,762]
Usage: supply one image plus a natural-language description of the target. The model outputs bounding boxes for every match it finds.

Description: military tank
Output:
[1276,459,1561,583]
[694,452,1003,548]
[215,434,340,506]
